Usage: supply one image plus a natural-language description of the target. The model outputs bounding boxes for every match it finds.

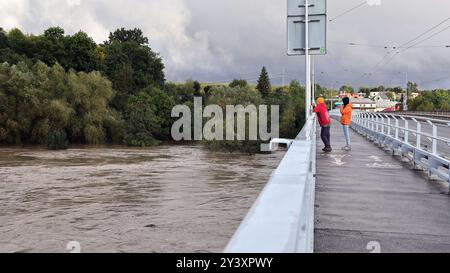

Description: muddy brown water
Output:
[0,145,284,253]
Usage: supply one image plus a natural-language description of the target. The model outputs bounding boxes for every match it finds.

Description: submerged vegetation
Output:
[0,26,303,151]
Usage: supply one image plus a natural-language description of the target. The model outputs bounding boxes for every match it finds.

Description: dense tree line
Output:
[409,90,450,111]
[0,27,306,152]
[0,61,121,148]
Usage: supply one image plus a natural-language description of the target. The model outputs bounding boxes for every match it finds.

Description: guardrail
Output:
[224,115,317,253]
[398,111,450,120]
[352,112,450,184]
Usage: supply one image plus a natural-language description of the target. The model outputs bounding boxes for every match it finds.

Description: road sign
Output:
[287,14,327,55]
[288,0,326,16]
[287,0,327,56]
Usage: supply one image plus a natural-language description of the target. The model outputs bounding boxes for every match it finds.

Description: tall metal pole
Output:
[312,56,315,104]
[404,71,408,111]
[305,0,311,119]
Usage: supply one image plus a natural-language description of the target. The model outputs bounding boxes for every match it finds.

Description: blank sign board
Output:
[287,14,327,56]
[287,0,327,16]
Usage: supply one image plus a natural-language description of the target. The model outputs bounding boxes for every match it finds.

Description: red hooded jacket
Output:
[313,103,331,127]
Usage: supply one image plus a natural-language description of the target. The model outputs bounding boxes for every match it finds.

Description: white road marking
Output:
[329,154,349,166]
[369,155,383,162]
[366,162,402,169]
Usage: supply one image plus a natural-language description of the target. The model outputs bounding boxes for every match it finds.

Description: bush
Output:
[47,129,68,150]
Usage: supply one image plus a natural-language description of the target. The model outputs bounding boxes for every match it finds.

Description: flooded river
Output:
[0,145,284,253]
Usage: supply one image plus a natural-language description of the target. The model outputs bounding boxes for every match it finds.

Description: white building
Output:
[369,91,380,99]
[373,93,390,103]
[373,92,398,112]
[350,98,377,112]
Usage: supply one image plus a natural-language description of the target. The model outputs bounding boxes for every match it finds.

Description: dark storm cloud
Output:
[1,0,449,89]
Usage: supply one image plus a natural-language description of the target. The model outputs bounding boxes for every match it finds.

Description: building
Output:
[373,92,391,103]
[369,91,380,98]
[411,92,420,99]
[373,92,398,112]
[350,98,376,112]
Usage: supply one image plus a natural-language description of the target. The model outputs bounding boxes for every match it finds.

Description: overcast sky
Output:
[1,0,449,89]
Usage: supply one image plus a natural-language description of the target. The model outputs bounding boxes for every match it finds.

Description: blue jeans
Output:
[342,125,351,146]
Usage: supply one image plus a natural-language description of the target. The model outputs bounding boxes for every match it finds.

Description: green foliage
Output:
[204,85,264,154]
[47,129,68,150]
[280,81,306,138]
[340,85,354,94]
[0,61,122,149]
[256,66,271,98]
[107,28,149,46]
[409,90,450,111]
[229,79,248,88]
[383,91,396,101]
[123,91,162,147]
[104,28,165,110]
[407,81,418,94]
[0,27,101,73]
[359,87,371,98]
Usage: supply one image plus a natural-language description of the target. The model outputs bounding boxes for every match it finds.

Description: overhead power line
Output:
[329,1,367,22]
[372,17,450,70]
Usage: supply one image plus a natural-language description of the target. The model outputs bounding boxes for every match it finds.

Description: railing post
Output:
[415,119,421,149]
[375,114,379,132]
[404,119,409,144]
[426,120,438,155]
[394,117,399,139]
[400,117,408,143]
[432,124,438,155]
[385,115,391,136]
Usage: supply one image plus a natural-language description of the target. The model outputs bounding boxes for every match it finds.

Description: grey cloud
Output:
[0,0,449,89]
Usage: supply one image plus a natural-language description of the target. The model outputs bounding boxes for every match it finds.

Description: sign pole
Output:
[404,71,408,111]
[312,55,315,105]
[305,0,311,119]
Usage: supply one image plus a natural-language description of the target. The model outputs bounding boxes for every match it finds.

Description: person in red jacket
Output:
[313,97,332,152]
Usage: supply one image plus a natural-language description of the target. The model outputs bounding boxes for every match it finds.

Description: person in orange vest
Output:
[339,97,353,151]
[313,97,332,152]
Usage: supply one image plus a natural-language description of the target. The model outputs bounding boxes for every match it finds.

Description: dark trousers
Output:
[321,126,331,147]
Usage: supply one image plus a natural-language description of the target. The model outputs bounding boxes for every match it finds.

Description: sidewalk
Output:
[314,119,450,253]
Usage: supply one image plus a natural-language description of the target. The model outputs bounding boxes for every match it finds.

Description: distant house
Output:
[373,92,390,103]
[410,92,420,99]
[373,92,398,112]
[369,91,380,98]
[350,98,376,112]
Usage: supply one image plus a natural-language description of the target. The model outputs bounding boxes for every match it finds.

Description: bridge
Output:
[225,111,450,253]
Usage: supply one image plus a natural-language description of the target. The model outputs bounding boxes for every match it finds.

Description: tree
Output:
[123,91,160,147]
[386,92,396,101]
[141,85,176,140]
[359,87,371,98]
[340,85,354,94]
[193,81,201,96]
[107,28,149,46]
[104,28,165,109]
[256,66,271,98]
[229,79,248,88]
[280,81,305,138]
[407,81,418,95]
[204,85,264,154]
[0,61,123,149]
[64,31,99,72]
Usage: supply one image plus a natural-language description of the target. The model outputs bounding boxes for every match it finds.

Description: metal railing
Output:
[398,111,450,120]
[224,115,317,253]
[352,112,450,184]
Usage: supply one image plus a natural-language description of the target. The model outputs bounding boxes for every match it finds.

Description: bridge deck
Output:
[314,120,450,253]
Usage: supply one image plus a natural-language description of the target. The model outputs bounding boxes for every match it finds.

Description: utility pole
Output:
[305,0,311,119]
[404,71,408,111]
[282,67,286,87]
